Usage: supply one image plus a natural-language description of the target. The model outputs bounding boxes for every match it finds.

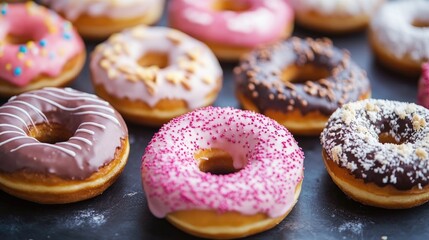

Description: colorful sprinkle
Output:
[1,4,7,16]
[25,60,33,68]
[13,67,22,76]
[39,39,47,47]
[26,41,35,49]
[17,52,25,60]
[5,63,11,71]
[63,32,72,40]
[19,45,27,54]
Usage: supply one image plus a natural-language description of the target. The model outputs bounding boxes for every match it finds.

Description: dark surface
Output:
[0,3,427,240]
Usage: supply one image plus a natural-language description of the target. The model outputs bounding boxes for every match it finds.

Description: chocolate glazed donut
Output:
[0,87,129,204]
[234,37,371,135]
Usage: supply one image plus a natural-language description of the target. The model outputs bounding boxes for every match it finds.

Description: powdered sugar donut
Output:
[0,2,85,97]
[321,99,429,208]
[141,107,304,239]
[370,0,429,75]
[42,0,165,38]
[418,63,429,108]
[169,0,294,60]
[292,0,384,33]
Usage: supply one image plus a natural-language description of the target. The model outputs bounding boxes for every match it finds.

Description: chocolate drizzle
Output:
[234,37,370,116]
[0,88,128,180]
[321,99,429,190]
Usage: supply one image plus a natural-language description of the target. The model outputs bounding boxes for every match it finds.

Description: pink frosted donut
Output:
[418,63,429,109]
[141,107,304,239]
[169,0,294,60]
[0,2,85,97]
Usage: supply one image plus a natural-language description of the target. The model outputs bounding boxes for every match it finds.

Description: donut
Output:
[141,107,304,239]
[321,99,429,208]
[0,87,129,204]
[369,0,429,76]
[90,27,222,126]
[0,2,85,97]
[418,63,429,109]
[234,37,371,135]
[41,0,165,39]
[169,0,294,61]
[292,0,384,33]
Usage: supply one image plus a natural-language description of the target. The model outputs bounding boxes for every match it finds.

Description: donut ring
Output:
[141,107,304,239]
[0,88,129,204]
[321,99,429,208]
[169,0,294,60]
[235,37,371,135]
[41,0,165,39]
[418,63,429,109]
[292,0,384,33]
[0,3,85,97]
[370,0,429,75]
[91,27,222,126]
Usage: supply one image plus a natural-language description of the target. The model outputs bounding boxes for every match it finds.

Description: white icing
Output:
[292,0,383,15]
[183,8,214,25]
[0,124,26,134]
[226,8,274,34]
[370,0,429,61]
[79,122,106,129]
[0,113,30,131]
[41,0,164,20]
[11,143,76,157]
[90,27,222,109]
[70,136,93,146]
[0,106,36,128]
[76,129,95,135]
[11,101,49,123]
[73,111,120,125]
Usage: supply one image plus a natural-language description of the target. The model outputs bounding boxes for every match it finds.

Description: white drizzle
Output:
[10,143,76,157]
[79,122,107,129]
[0,88,123,163]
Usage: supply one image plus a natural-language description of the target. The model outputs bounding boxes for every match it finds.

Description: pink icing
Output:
[418,63,429,109]
[141,107,304,218]
[0,3,84,87]
[168,0,294,48]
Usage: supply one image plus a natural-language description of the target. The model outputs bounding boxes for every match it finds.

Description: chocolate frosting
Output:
[321,99,429,190]
[234,37,370,116]
[0,88,128,180]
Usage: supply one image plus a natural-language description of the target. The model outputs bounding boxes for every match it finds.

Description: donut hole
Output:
[29,123,73,144]
[137,52,169,69]
[281,64,331,84]
[5,33,33,45]
[412,20,429,28]
[212,0,251,12]
[194,149,242,175]
[378,132,404,145]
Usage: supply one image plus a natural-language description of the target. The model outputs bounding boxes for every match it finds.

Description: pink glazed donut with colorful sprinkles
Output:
[0,2,85,97]
[141,107,304,239]
[418,63,429,109]
[169,0,294,61]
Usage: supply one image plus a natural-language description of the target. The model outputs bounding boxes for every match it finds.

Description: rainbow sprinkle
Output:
[13,67,22,76]
[1,3,7,16]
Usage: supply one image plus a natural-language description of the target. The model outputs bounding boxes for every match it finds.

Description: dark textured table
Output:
[0,3,427,240]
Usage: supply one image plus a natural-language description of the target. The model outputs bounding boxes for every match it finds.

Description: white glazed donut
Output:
[41,0,165,38]
[369,0,429,75]
[292,0,384,33]
[90,26,223,126]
